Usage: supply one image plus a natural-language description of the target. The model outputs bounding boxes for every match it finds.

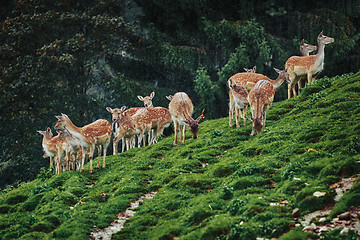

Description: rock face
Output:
[296,176,360,236]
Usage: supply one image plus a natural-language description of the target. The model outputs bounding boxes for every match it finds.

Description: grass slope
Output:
[1,72,360,239]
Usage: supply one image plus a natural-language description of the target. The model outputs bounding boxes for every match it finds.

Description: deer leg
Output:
[173,121,178,146]
[113,137,119,155]
[50,156,53,168]
[80,147,86,172]
[229,93,234,127]
[297,78,302,95]
[102,143,108,168]
[96,145,101,168]
[307,72,313,85]
[89,145,95,174]
[121,137,125,152]
[243,105,247,127]
[235,107,240,128]
[181,125,186,143]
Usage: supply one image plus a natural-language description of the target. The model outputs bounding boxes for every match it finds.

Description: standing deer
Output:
[54,114,112,174]
[57,128,83,171]
[285,32,334,98]
[37,128,69,174]
[106,107,137,154]
[138,91,155,108]
[248,80,275,136]
[167,92,205,146]
[295,40,318,95]
[37,128,55,168]
[228,79,249,128]
[228,68,288,91]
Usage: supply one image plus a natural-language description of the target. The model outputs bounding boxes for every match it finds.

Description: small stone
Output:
[340,228,349,235]
[303,223,317,232]
[292,208,301,218]
[313,191,326,197]
[338,212,351,220]
[319,217,327,223]
[319,226,329,233]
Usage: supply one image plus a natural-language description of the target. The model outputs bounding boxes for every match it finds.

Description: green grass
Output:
[1,72,360,239]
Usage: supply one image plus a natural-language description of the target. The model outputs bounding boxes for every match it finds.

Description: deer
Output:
[106,107,138,154]
[57,128,84,171]
[294,39,318,95]
[228,67,288,91]
[167,92,205,146]
[37,128,69,174]
[228,78,249,128]
[137,91,156,144]
[248,80,275,136]
[243,66,257,73]
[54,114,112,174]
[137,91,155,108]
[285,32,334,98]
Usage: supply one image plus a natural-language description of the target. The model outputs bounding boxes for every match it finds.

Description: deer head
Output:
[243,66,256,73]
[37,127,53,140]
[54,114,69,130]
[318,31,334,45]
[106,107,125,121]
[300,39,317,56]
[183,109,205,139]
[137,91,155,108]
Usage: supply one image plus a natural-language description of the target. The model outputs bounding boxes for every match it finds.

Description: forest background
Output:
[0,0,359,189]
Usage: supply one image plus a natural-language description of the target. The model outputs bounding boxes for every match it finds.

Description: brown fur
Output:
[248,80,275,136]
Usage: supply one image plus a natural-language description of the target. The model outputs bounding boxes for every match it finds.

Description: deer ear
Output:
[106,107,112,113]
[273,67,280,74]
[37,130,44,135]
[252,66,256,72]
[120,106,127,112]
[150,91,155,98]
[166,95,173,101]
[319,31,323,37]
[301,39,304,45]
[137,95,144,101]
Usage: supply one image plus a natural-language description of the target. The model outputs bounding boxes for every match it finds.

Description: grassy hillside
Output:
[1,72,360,239]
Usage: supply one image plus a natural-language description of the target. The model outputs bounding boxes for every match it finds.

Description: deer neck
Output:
[269,75,285,90]
[315,40,326,66]
[64,120,90,147]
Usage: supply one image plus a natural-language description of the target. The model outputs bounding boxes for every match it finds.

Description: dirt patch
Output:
[89,192,157,240]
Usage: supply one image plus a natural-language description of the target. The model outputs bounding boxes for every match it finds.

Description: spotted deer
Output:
[129,107,172,145]
[248,80,275,136]
[57,128,83,171]
[37,128,69,174]
[54,114,112,174]
[285,32,334,98]
[228,79,249,128]
[167,92,205,146]
[228,68,288,91]
[137,91,155,108]
[106,107,137,154]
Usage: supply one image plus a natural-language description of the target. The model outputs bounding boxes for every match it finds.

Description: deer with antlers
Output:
[167,92,205,146]
[248,80,275,136]
[54,114,112,174]
[285,32,334,98]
